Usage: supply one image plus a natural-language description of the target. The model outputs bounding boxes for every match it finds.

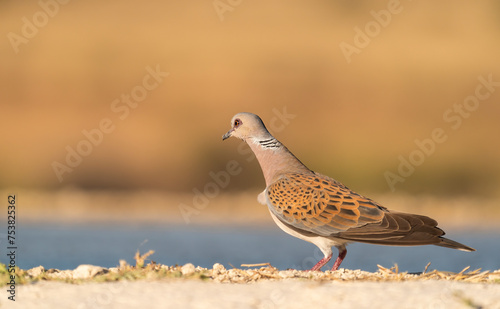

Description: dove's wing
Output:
[266,173,385,235]
[266,172,475,251]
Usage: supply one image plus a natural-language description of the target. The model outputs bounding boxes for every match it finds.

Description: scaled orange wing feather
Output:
[266,173,386,236]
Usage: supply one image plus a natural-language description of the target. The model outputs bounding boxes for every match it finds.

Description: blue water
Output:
[1,223,498,273]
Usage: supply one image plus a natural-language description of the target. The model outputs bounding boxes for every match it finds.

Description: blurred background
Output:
[1,1,499,271]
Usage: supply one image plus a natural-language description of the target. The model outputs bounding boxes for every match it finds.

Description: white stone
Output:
[181,263,195,276]
[27,265,45,277]
[212,263,226,275]
[72,264,107,279]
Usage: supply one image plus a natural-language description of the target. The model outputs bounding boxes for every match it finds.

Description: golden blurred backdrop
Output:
[1,1,500,224]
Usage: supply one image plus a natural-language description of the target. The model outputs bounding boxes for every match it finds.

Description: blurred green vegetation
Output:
[1,1,499,197]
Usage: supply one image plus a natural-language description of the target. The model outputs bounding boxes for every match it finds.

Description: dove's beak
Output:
[222,129,233,141]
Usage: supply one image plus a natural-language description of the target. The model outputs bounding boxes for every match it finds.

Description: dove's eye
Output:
[234,119,242,128]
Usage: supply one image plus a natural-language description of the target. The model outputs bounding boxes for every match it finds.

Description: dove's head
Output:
[222,112,272,142]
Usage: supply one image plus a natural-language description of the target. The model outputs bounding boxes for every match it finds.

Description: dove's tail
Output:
[434,237,475,252]
[336,211,476,252]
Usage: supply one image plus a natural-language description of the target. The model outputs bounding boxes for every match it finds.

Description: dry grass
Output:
[2,262,499,286]
[2,250,499,286]
[4,247,498,285]
[210,263,500,284]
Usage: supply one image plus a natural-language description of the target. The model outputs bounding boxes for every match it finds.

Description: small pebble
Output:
[48,270,73,280]
[181,263,195,276]
[108,267,119,273]
[212,263,226,275]
[73,264,107,279]
[160,265,170,271]
[27,265,45,277]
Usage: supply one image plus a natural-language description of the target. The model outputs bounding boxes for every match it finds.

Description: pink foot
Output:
[308,253,333,271]
[331,247,347,271]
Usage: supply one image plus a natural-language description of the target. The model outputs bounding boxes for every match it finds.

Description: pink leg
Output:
[308,252,333,271]
[331,247,347,271]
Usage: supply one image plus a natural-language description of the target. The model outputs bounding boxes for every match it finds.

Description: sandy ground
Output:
[3,279,500,309]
